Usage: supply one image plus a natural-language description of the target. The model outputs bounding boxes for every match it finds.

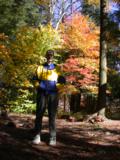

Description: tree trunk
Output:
[97,0,107,116]
[47,0,55,24]
[69,93,81,113]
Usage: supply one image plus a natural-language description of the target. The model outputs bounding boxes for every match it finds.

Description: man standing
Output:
[32,50,65,146]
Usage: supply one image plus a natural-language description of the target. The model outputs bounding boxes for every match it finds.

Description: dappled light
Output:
[0,1,120,159]
[0,114,120,160]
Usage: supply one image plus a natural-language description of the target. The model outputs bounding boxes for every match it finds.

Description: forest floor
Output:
[0,113,120,160]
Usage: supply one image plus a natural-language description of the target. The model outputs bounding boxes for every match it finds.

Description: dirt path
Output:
[0,113,120,160]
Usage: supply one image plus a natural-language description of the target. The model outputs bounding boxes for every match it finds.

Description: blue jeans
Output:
[34,89,58,138]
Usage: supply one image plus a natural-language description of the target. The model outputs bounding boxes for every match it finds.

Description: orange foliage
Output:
[62,13,100,58]
[62,56,99,87]
[60,13,100,93]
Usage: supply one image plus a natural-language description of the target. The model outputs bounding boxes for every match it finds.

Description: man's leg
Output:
[48,94,58,145]
[34,91,46,133]
[33,91,46,144]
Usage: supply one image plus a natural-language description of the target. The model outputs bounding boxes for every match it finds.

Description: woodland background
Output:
[0,0,120,120]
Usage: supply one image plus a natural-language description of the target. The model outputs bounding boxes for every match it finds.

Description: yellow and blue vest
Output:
[35,63,62,94]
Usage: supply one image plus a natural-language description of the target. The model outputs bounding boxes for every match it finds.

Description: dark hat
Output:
[46,50,54,56]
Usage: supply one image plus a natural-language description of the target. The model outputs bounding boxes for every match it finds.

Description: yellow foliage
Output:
[87,0,100,5]
[33,81,40,89]
[57,84,80,96]
[0,33,16,86]
[11,24,62,63]
[5,24,62,87]
[23,80,31,87]
[84,85,98,94]
[35,0,49,6]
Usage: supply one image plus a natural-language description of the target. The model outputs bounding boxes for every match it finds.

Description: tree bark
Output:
[69,93,81,113]
[97,0,107,116]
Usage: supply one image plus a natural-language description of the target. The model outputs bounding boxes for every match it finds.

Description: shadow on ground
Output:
[0,113,120,160]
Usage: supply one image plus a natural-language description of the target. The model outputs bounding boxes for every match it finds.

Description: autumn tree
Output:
[61,13,100,112]
[9,24,62,86]
[0,33,15,113]
[62,13,99,88]
[0,24,62,112]
[0,33,14,86]
[35,0,55,24]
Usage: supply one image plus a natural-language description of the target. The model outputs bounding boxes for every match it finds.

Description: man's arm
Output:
[33,66,43,89]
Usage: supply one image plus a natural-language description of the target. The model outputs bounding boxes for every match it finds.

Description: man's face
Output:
[46,53,54,63]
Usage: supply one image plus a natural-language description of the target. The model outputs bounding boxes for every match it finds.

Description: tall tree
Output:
[61,13,99,112]
[0,0,41,35]
[81,0,100,25]
[98,0,120,115]
[35,0,57,25]
[97,0,107,114]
